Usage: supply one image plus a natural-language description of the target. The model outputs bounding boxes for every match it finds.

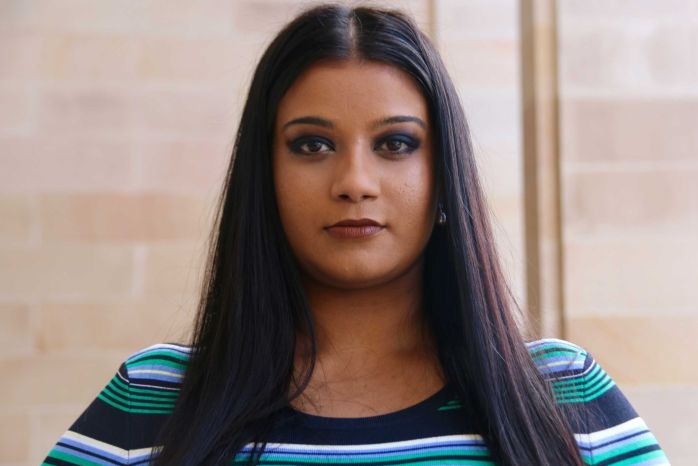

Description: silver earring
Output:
[437,203,447,226]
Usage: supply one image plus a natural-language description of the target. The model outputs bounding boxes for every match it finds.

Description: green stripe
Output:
[582,446,667,465]
[128,349,190,364]
[528,342,584,356]
[105,382,177,404]
[129,347,190,360]
[531,349,583,362]
[606,449,668,466]
[553,378,614,400]
[555,385,614,403]
[437,399,463,411]
[552,364,602,389]
[551,363,615,403]
[102,382,175,407]
[437,404,463,411]
[237,448,491,465]
[45,450,104,466]
[590,436,661,464]
[98,392,174,414]
[553,365,608,390]
[555,383,614,403]
[127,358,187,371]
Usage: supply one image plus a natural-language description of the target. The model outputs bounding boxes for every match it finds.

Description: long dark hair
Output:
[154,4,583,465]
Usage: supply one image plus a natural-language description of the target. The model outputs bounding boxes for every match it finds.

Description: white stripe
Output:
[62,431,156,460]
[552,360,597,381]
[128,369,183,379]
[116,371,129,384]
[246,434,486,453]
[574,417,647,444]
[129,446,157,459]
[128,343,191,359]
[129,380,181,391]
[542,359,585,369]
[62,431,129,459]
[118,362,181,389]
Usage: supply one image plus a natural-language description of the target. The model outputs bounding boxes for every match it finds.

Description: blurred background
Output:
[0,0,695,464]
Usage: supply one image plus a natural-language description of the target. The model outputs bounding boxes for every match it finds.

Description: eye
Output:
[375,134,420,156]
[288,136,334,156]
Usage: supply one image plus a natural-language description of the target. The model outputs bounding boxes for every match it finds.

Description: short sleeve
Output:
[530,338,671,465]
[42,362,134,465]
[42,343,188,466]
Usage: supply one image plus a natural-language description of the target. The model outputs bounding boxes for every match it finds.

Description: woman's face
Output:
[273,59,436,290]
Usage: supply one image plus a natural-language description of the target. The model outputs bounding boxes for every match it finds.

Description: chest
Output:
[237,389,494,465]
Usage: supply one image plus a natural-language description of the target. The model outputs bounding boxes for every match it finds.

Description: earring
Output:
[437,203,447,226]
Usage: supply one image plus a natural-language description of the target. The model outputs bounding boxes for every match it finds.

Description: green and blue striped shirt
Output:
[43,338,670,465]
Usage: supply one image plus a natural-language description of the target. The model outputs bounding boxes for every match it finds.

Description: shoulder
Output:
[122,342,192,389]
[526,338,589,373]
[525,338,615,404]
[525,337,589,376]
[98,343,192,415]
[42,343,194,463]
[525,341,671,463]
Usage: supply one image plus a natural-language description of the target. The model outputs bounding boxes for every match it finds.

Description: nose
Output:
[329,143,380,203]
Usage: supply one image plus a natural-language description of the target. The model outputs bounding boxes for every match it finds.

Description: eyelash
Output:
[287,134,421,157]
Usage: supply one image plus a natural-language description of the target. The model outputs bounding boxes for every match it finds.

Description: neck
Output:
[300,262,429,358]
[291,261,445,416]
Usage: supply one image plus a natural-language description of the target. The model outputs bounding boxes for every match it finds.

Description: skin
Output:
[273,59,444,417]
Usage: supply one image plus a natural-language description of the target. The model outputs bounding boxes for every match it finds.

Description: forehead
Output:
[275,59,429,127]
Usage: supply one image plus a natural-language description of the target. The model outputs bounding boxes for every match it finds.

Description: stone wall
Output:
[558,2,698,463]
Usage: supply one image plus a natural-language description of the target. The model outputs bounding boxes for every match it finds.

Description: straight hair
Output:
[153,4,584,465]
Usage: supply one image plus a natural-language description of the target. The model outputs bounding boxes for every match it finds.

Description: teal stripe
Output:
[552,364,607,391]
[531,349,583,362]
[552,364,602,389]
[102,386,175,409]
[98,391,174,414]
[590,436,662,464]
[606,449,668,466]
[105,382,177,404]
[551,362,615,403]
[127,358,187,371]
[582,446,667,465]
[437,399,463,411]
[437,404,463,411]
[45,449,104,466]
[233,455,495,466]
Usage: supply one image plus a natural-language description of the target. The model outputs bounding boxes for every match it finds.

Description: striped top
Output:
[43,338,670,465]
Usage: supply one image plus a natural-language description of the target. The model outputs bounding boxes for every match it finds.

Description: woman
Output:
[44,4,668,466]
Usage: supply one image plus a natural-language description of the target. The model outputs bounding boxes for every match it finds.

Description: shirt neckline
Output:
[283,383,454,429]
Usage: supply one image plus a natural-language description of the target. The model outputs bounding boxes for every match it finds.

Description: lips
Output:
[325,218,385,239]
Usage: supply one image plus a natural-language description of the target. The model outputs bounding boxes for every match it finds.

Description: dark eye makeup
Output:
[287,136,334,155]
[286,132,421,157]
[375,133,420,155]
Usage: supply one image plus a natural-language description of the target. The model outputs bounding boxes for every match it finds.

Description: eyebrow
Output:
[281,115,427,131]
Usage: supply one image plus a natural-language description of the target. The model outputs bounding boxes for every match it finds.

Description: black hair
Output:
[153,4,584,465]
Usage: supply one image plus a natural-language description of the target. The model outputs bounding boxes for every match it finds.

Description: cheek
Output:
[273,161,323,241]
[392,161,435,228]
[275,174,300,232]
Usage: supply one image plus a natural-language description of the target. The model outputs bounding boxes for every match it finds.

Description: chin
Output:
[304,261,417,291]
